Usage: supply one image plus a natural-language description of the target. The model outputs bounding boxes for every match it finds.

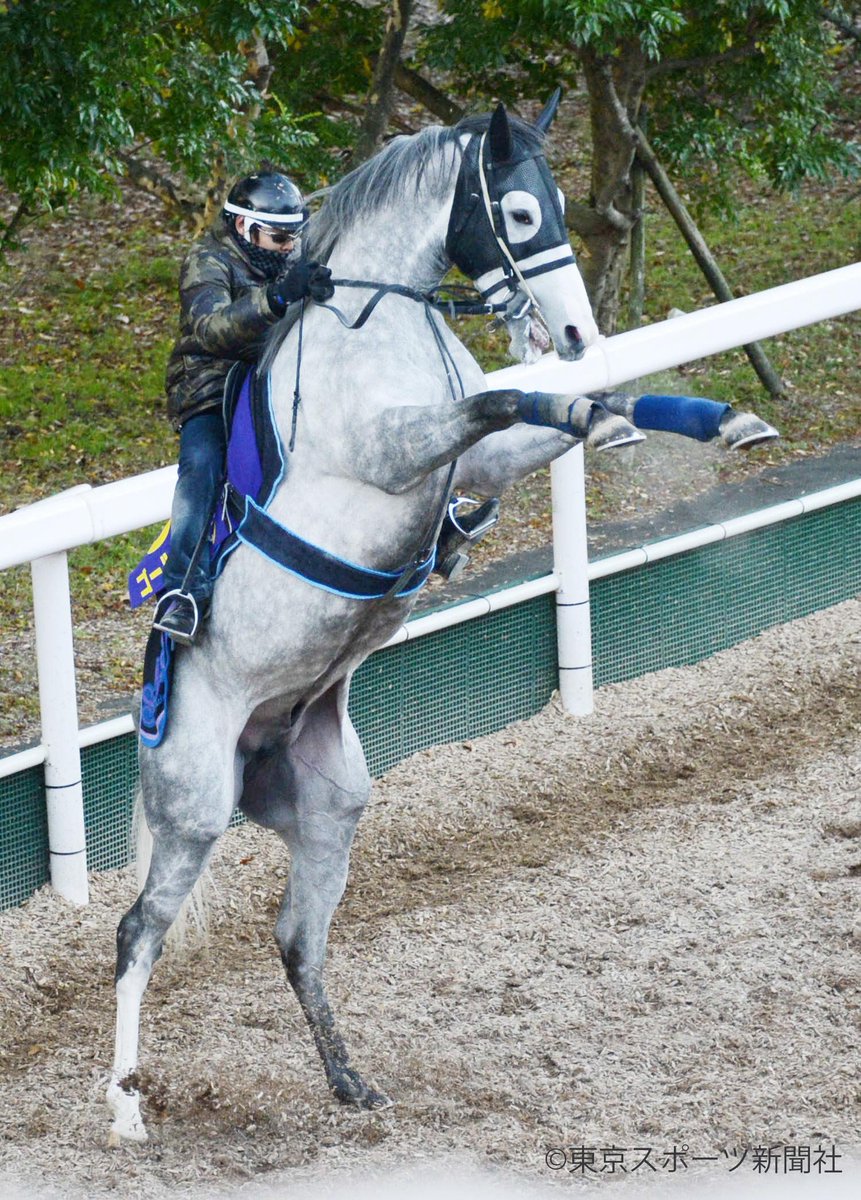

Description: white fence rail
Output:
[2,262,861,905]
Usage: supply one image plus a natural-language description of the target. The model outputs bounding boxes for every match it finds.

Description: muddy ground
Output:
[0,597,859,1199]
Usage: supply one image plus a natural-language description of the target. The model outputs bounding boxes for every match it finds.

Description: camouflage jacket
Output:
[165,223,283,429]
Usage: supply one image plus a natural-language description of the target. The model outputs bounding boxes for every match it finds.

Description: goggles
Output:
[253,224,297,246]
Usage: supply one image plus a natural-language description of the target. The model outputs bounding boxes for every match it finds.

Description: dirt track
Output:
[1,599,859,1199]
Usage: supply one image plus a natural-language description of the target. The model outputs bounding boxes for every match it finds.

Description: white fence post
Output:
[551,443,594,714]
[31,552,89,904]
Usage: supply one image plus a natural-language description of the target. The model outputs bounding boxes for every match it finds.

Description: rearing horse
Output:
[108,99,762,1142]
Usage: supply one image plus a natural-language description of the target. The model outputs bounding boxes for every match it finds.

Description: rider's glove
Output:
[267,261,334,314]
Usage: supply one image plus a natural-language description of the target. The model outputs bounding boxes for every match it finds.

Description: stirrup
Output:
[152,589,201,645]
[435,496,500,581]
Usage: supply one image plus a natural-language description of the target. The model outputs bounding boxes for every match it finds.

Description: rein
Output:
[317,277,509,331]
[289,277,471,602]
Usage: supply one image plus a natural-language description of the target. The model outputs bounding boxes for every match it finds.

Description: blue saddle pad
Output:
[128,366,280,609]
[134,365,280,749]
[132,363,435,746]
[139,627,174,748]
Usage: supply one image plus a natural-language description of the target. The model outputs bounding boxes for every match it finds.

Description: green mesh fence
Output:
[591,500,861,686]
[350,594,558,777]
[82,734,139,873]
[1,495,859,911]
[0,764,48,909]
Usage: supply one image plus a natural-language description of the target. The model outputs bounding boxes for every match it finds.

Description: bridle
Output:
[315,125,571,331]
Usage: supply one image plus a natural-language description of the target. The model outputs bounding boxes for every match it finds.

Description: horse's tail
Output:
[131,789,213,953]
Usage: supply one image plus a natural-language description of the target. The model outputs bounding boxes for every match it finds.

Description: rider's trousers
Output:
[163,409,226,605]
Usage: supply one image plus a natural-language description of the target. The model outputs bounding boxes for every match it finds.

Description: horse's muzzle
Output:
[558,325,587,361]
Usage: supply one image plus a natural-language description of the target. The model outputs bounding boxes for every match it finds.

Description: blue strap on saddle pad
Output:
[139,627,174,748]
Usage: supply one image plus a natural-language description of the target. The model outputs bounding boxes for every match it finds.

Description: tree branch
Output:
[633,129,785,397]
[117,152,200,224]
[0,198,29,254]
[196,33,273,232]
[352,0,414,164]
[394,63,464,124]
[823,5,861,42]
[644,37,762,79]
[313,90,415,134]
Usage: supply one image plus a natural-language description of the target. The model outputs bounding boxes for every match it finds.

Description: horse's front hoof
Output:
[587,408,646,452]
[331,1067,394,1110]
[107,1079,148,1144]
[719,410,780,450]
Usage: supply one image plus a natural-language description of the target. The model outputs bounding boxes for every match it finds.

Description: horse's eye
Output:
[512,211,532,224]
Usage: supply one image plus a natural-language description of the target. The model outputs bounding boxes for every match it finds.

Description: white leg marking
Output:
[107,961,150,1144]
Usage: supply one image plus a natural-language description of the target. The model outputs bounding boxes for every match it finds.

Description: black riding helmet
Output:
[223,171,308,279]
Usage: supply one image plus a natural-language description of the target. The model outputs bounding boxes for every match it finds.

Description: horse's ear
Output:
[488,103,514,162]
[534,87,562,135]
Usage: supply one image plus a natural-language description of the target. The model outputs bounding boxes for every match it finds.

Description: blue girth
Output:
[237,497,436,600]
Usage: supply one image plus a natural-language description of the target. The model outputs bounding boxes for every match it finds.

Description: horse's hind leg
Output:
[241,681,390,1108]
[108,715,240,1143]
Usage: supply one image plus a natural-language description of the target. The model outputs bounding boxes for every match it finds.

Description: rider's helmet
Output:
[223,171,307,277]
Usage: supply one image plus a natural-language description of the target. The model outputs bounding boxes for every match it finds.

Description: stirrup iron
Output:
[435,496,500,581]
[152,589,201,646]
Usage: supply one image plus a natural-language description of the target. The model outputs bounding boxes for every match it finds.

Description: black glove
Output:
[307,262,335,303]
[267,261,334,313]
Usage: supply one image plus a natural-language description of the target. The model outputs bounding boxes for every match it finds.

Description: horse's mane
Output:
[306,113,545,262]
[260,112,545,370]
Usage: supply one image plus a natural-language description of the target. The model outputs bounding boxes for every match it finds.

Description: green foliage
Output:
[421,0,859,208]
[267,1,385,183]
[0,0,314,222]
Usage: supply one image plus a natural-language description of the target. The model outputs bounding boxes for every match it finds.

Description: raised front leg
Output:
[595,391,779,449]
[348,388,642,493]
[241,683,389,1108]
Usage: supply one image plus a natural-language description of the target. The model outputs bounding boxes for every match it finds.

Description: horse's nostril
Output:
[565,325,586,360]
[565,325,583,347]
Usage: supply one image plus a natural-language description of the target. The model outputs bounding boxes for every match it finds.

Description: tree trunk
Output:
[570,42,647,333]
[352,0,414,164]
[196,34,274,233]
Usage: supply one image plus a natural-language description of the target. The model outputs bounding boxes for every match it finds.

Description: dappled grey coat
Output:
[165,222,284,429]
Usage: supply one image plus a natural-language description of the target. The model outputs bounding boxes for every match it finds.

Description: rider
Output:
[153,171,335,644]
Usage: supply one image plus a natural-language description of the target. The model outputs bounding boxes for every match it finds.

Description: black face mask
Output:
[226,218,296,281]
[445,131,574,303]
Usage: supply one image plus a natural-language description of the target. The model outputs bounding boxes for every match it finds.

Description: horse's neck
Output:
[326,207,450,292]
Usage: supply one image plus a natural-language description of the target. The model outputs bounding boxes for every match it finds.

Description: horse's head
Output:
[446,95,599,363]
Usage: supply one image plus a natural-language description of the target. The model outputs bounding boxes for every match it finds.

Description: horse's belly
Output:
[208,564,411,738]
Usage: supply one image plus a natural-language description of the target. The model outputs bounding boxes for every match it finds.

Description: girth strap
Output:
[237,497,436,600]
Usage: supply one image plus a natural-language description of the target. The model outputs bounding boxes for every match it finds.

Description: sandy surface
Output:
[0,599,859,1199]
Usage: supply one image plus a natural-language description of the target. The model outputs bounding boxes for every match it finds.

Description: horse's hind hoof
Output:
[107,1080,148,1145]
[331,1068,393,1110]
[719,410,780,450]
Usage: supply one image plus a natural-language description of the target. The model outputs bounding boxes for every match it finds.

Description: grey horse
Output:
[108,100,772,1142]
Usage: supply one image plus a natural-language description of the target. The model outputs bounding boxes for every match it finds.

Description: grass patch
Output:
[0,177,859,685]
[630,183,861,444]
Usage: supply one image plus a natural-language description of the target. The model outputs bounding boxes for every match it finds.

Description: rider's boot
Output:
[152,589,203,645]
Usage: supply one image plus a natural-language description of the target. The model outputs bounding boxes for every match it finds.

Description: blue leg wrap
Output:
[633,394,731,442]
[516,392,577,433]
